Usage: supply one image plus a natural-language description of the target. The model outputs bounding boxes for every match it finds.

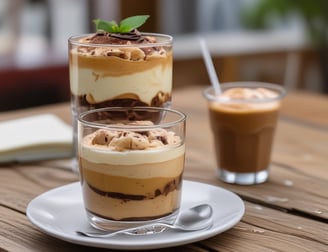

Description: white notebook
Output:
[0,114,73,164]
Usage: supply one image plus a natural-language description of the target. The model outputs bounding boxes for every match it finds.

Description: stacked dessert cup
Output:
[69,28,186,231]
[69,31,173,172]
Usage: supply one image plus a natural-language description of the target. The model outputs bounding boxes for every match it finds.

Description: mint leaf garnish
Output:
[93,15,150,33]
[93,19,119,33]
[119,15,150,33]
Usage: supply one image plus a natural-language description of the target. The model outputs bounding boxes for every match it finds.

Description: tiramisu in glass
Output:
[78,107,186,231]
[69,16,173,171]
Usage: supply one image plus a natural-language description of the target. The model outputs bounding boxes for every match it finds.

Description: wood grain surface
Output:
[0,86,327,251]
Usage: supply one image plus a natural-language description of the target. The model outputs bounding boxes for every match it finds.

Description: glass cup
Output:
[203,82,286,185]
[78,107,186,231]
[69,33,173,172]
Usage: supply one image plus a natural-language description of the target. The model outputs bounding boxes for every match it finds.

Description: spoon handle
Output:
[76,223,170,238]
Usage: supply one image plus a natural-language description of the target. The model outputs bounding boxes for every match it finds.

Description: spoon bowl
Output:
[76,204,213,238]
[174,204,213,231]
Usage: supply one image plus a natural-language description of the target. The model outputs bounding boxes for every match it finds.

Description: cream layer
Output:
[70,64,172,105]
[80,144,185,165]
[210,88,281,111]
[209,101,280,112]
[83,184,181,220]
[79,144,185,178]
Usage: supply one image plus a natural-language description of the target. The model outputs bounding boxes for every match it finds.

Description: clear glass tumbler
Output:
[78,107,186,231]
[203,82,286,185]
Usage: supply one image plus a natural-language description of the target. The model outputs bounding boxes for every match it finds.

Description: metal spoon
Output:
[76,203,213,238]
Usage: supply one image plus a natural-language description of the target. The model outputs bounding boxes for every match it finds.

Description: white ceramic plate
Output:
[27,180,244,250]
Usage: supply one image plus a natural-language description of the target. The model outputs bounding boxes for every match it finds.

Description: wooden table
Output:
[0,86,327,251]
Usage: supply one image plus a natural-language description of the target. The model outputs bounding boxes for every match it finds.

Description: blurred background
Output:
[0,0,327,111]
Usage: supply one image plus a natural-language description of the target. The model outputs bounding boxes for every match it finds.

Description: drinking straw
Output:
[199,38,222,94]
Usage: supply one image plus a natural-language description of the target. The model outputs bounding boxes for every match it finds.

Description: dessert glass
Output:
[78,107,186,231]
[203,82,286,185]
[69,33,173,172]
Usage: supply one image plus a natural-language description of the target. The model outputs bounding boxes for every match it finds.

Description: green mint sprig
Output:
[93,15,150,33]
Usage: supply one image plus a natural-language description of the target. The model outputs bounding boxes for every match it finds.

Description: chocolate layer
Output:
[79,30,163,57]
[85,174,182,201]
[74,91,171,108]
[85,30,152,44]
[72,92,171,123]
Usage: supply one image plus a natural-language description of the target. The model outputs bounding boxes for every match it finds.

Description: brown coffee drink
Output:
[204,83,286,184]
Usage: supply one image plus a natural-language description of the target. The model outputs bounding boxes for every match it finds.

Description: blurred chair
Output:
[0,66,70,111]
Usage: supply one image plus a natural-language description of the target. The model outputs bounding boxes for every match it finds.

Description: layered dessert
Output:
[69,31,173,113]
[79,121,185,221]
[208,87,281,173]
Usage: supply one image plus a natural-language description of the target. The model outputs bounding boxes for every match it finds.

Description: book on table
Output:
[0,114,73,164]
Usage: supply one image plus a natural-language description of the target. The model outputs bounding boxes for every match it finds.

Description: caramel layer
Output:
[69,51,172,77]
[79,155,184,196]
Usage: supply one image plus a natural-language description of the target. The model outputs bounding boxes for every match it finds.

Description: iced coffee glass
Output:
[78,107,186,231]
[69,33,173,172]
[203,82,286,185]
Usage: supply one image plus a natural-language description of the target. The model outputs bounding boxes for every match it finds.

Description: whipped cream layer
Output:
[81,144,185,165]
[70,59,172,105]
[221,88,278,100]
[79,124,185,177]
[80,145,185,178]
[211,88,281,111]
